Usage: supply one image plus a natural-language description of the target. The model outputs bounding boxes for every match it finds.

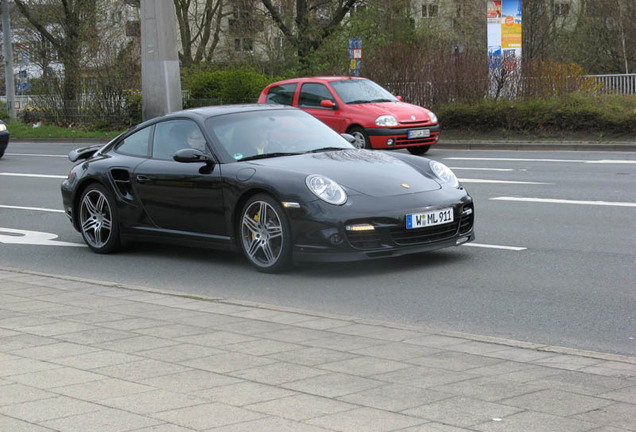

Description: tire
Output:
[407,146,430,155]
[348,126,371,149]
[239,194,292,273]
[78,184,121,254]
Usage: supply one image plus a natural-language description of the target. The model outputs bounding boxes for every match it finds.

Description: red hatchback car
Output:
[258,76,440,155]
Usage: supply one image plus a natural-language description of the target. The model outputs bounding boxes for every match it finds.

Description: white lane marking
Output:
[5,153,67,158]
[0,227,84,247]
[450,167,517,172]
[0,172,67,179]
[459,178,551,185]
[491,197,636,207]
[446,157,635,164]
[463,243,527,251]
[0,205,65,213]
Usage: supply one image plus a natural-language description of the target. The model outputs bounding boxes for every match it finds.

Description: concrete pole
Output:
[2,0,16,120]
[140,0,182,121]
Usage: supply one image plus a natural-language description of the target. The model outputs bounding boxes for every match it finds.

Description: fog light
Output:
[456,236,469,245]
[346,224,375,232]
[435,135,439,142]
[330,234,343,245]
[386,138,394,146]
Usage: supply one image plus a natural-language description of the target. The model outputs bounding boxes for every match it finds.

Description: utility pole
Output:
[140,0,182,121]
[2,0,16,120]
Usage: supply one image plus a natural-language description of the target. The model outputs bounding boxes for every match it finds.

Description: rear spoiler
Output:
[68,144,103,162]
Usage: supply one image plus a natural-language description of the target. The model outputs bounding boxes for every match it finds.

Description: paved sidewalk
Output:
[1,268,634,432]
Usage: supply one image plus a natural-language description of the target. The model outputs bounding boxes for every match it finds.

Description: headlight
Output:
[0,123,7,132]
[427,110,438,123]
[306,175,347,205]
[375,115,398,127]
[430,160,459,188]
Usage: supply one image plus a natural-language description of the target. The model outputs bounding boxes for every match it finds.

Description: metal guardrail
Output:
[586,73,636,95]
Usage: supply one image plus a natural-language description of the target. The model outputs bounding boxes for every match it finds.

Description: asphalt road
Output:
[1,141,634,356]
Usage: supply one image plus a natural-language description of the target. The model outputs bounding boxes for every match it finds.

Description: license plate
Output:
[408,129,430,139]
[406,207,454,229]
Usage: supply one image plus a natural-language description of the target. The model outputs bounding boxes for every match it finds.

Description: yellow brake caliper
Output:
[251,210,260,241]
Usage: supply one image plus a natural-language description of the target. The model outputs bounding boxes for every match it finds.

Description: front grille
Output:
[395,136,437,146]
[390,221,459,245]
[347,231,385,249]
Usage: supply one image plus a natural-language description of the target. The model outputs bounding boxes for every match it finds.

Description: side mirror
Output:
[396,96,403,101]
[320,99,336,109]
[173,148,213,164]
[341,133,355,144]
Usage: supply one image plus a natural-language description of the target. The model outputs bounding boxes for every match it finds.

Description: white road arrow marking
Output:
[0,205,65,213]
[0,173,67,179]
[0,227,84,247]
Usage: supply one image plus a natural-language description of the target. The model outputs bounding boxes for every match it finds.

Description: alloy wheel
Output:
[241,200,284,268]
[80,189,113,249]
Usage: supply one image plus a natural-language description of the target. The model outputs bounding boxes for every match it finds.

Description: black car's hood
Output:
[246,150,441,197]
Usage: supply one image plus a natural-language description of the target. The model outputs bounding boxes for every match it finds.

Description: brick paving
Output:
[1,268,634,431]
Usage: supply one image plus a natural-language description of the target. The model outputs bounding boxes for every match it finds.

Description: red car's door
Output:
[296,82,348,133]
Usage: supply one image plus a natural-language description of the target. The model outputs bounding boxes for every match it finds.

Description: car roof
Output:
[268,76,367,86]
[136,104,294,128]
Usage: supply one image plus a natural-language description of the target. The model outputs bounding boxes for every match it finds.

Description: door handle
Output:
[135,175,150,184]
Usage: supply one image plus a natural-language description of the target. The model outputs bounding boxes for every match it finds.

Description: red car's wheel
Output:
[407,146,430,155]
[348,126,371,149]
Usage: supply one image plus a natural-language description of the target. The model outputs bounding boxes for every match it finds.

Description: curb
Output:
[436,140,636,152]
[3,266,634,365]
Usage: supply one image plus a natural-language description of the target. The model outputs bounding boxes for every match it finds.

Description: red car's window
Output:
[298,83,335,108]
[266,83,297,105]
[330,79,398,104]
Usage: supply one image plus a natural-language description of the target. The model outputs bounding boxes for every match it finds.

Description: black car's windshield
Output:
[205,109,354,162]
[330,79,399,105]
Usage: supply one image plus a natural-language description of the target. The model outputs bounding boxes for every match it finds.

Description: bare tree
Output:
[13,0,97,116]
[174,0,229,66]
[565,0,635,74]
[260,0,358,71]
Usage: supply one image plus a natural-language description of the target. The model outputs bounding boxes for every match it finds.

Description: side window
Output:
[298,83,335,108]
[116,126,152,157]
[266,83,297,106]
[152,119,206,160]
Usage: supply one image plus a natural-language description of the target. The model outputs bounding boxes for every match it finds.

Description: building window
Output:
[422,2,438,18]
[555,1,570,17]
[234,38,254,53]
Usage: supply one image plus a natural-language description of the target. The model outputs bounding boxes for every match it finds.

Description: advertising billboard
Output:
[488,0,522,71]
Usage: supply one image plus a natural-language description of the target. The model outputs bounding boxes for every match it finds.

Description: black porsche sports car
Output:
[61,105,474,272]
[0,119,9,158]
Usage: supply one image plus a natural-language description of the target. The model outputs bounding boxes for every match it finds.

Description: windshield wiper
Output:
[239,152,301,161]
[368,98,395,103]
[346,99,370,104]
[306,147,348,153]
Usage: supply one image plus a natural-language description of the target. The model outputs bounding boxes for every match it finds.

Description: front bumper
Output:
[289,189,474,263]
[366,124,441,149]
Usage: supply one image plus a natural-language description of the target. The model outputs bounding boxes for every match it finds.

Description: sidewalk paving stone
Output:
[1,268,634,431]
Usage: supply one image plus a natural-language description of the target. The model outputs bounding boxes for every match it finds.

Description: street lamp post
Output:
[2,0,16,120]
[140,0,182,121]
